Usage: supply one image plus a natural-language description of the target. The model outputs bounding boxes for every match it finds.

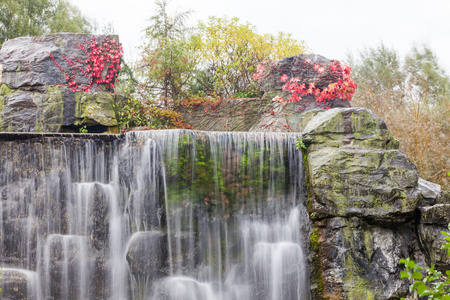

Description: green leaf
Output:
[442,295,450,300]
[400,271,410,279]
[407,260,415,271]
[420,291,432,296]
[441,231,450,237]
[412,271,422,280]
[413,264,423,271]
[399,258,407,264]
[413,281,428,295]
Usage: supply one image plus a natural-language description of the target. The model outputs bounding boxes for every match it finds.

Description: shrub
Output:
[117,98,189,130]
[348,44,450,189]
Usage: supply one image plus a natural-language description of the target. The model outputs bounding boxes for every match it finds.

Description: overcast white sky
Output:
[72,0,450,73]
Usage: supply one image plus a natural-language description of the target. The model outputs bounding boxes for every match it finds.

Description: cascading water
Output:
[0,130,310,300]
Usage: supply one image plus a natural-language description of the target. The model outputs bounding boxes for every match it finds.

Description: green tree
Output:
[137,0,199,104]
[404,45,450,105]
[46,0,93,34]
[0,0,92,48]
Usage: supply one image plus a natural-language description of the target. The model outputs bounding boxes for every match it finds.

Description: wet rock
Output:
[307,147,419,223]
[89,183,111,251]
[1,218,38,269]
[0,269,40,300]
[42,234,90,300]
[126,231,168,278]
[301,107,399,151]
[316,220,415,299]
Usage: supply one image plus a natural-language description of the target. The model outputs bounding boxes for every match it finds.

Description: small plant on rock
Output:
[296,137,307,150]
[117,98,190,129]
[399,224,450,299]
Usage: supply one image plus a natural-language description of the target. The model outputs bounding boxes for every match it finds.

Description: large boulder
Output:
[302,108,399,150]
[0,33,110,89]
[300,107,442,299]
[126,231,168,278]
[315,218,414,299]
[0,33,121,132]
[259,54,352,111]
[303,108,418,223]
[308,147,419,223]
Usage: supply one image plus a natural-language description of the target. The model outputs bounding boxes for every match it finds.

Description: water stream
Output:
[0,130,310,299]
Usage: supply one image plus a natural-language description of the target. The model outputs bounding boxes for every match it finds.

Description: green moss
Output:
[75,92,118,126]
[345,274,376,300]
[34,117,42,132]
[309,224,325,299]
[338,225,379,299]
[163,133,292,217]
[310,226,320,252]
[0,87,11,131]
[37,85,64,132]
[0,84,13,96]
[303,150,314,213]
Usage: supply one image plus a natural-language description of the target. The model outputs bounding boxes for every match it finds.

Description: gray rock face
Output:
[0,33,111,89]
[301,107,448,299]
[416,178,450,269]
[0,269,41,300]
[316,218,415,299]
[0,33,121,132]
[308,147,419,223]
[126,231,168,278]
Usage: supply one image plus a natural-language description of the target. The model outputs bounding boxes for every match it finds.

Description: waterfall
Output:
[0,130,310,299]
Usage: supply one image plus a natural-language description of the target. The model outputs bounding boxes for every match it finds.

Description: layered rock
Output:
[0,33,121,132]
[180,54,351,132]
[300,107,449,299]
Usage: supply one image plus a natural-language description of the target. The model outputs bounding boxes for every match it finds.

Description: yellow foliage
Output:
[198,17,309,97]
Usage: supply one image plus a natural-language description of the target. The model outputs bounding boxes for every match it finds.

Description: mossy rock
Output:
[302,107,399,151]
[315,218,412,299]
[75,92,118,126]
[307,146,419,222]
